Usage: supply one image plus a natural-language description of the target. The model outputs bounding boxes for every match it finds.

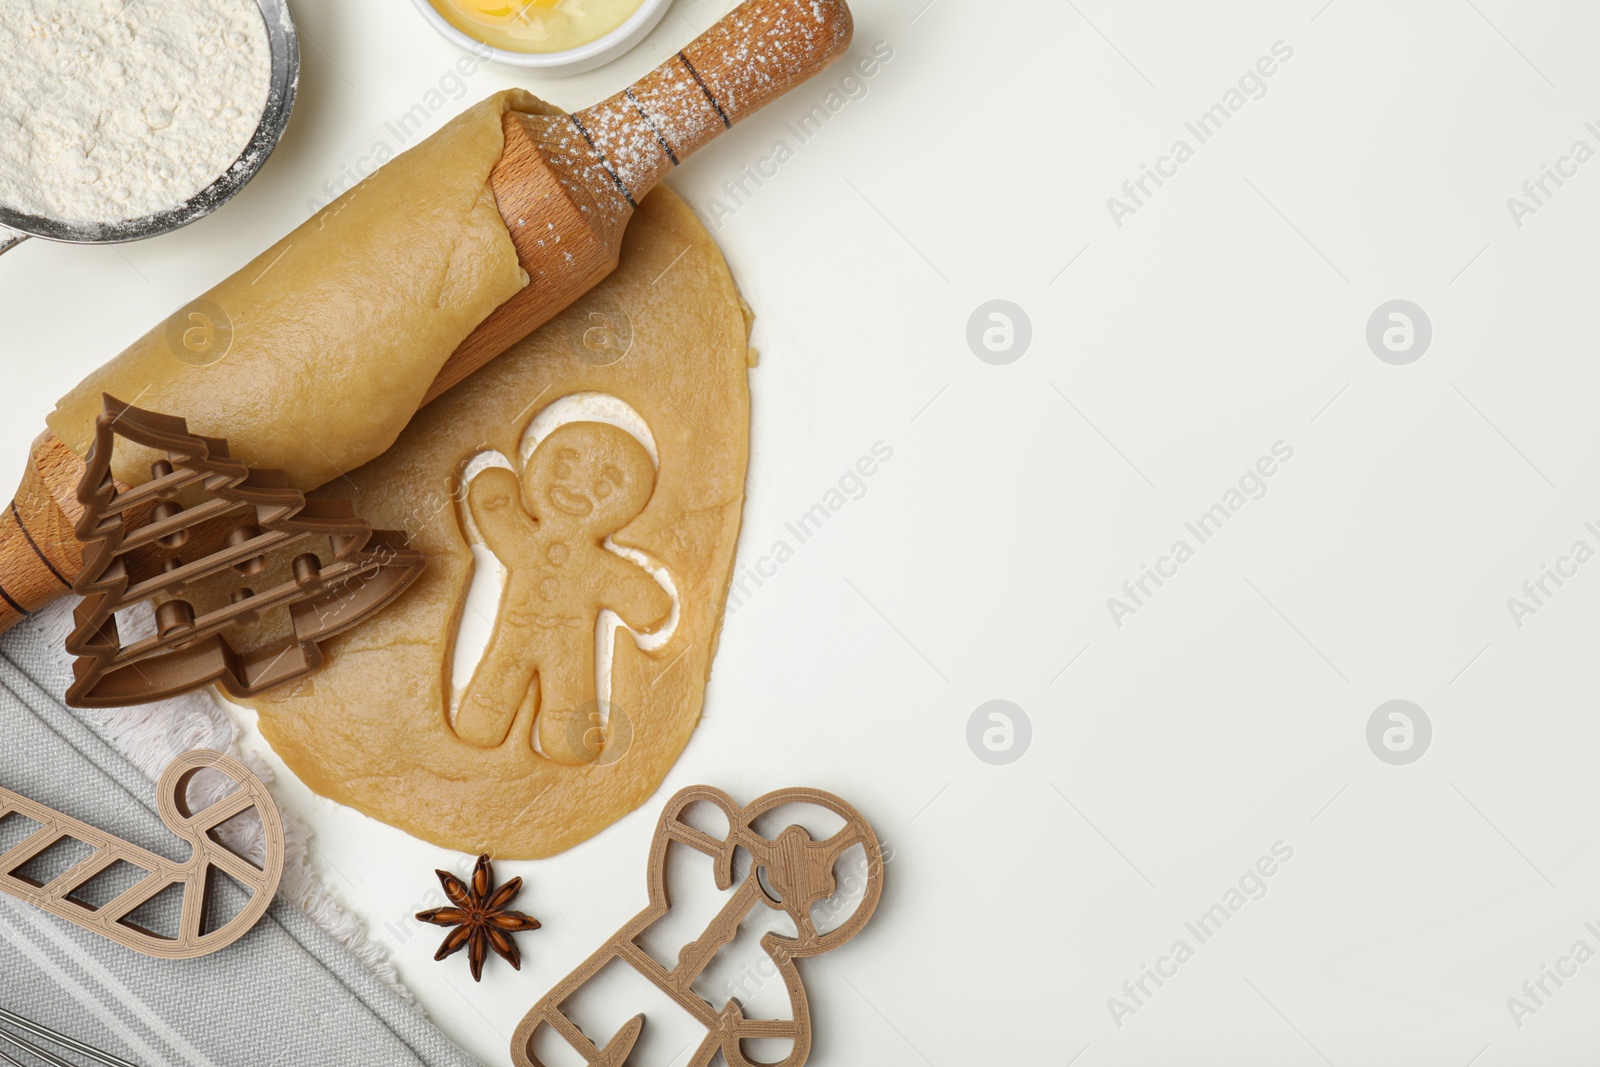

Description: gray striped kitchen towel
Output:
[0,615,480,1067]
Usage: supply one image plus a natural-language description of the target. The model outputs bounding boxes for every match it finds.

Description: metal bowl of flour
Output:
[0,0,299,256]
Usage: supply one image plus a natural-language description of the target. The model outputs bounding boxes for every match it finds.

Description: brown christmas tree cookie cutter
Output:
[512,786,884,1067]
[64,395,425,707]
[0,749,285,959]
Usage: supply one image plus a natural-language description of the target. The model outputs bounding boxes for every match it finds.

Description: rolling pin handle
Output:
[0,433,88,635]
[673,0,855,132]
[434,0,854,404]
[569,0,855,203]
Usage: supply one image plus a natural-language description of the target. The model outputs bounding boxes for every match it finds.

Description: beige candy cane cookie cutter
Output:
[513,785,884,1067]
[0,749,284,959]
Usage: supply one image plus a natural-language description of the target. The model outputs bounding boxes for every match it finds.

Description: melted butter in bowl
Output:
[430,0,647,55]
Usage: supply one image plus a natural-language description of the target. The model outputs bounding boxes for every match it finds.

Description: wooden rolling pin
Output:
[0,0,853,636]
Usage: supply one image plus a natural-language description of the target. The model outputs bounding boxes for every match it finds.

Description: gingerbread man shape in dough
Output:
[456,421,672,761]
[512,786,885,1067]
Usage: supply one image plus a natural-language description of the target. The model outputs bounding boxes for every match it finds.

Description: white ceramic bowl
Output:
[406,0,673,74]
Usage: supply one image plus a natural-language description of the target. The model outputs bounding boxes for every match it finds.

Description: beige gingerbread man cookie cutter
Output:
[512,785,884,1067]
[454,415,674,763]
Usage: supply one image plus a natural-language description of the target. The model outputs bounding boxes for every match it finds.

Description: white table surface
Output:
[7,0,1600,1063]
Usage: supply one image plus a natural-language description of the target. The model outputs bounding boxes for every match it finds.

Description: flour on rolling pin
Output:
[0,0,271,224]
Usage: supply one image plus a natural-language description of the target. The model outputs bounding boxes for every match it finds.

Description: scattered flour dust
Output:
[0,0,271,224]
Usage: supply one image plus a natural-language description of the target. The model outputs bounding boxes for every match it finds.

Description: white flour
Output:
[0,0,271,224]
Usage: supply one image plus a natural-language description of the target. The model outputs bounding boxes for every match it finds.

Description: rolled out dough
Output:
[47,91,548,491]
[241,187,752,859]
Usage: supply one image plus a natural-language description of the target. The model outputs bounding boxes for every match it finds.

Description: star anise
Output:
[415,854,541,982]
